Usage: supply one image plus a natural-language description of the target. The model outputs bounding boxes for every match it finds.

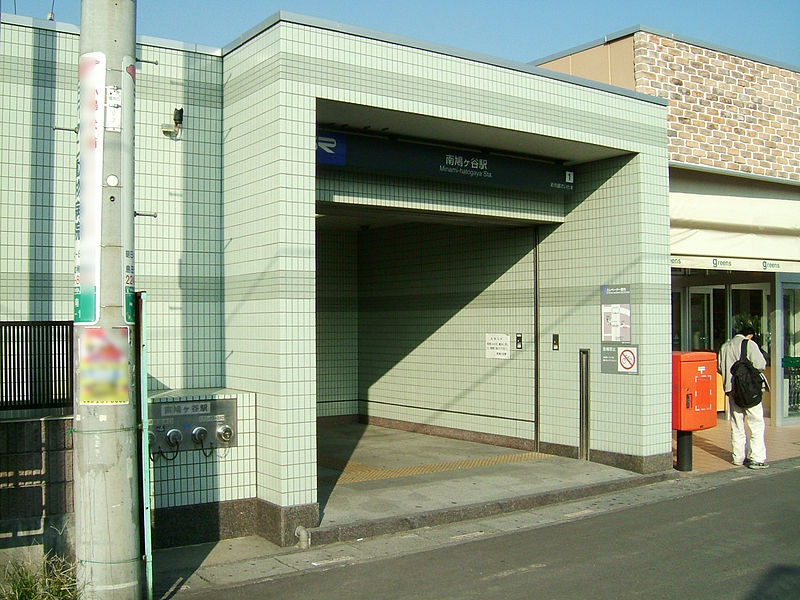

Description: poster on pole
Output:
[78,327,130,404]
[121,56,136,324]
[74,52,106,324]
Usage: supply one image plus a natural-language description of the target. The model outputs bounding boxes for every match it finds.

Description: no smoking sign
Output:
[618,347,638,373]
[600,344,639,375]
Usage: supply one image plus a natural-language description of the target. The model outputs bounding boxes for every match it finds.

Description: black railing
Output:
[0,321,73,411]
[785,357,800,414]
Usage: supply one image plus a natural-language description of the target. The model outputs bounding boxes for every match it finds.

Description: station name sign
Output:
[316,130,574,193]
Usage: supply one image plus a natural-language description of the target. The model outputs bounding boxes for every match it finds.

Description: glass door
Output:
[783,287,800,358]
[689,288,714,350]
[731,283,772,417]
[732,283,770,356]
[671,290,683,351]
[783,286,800,415]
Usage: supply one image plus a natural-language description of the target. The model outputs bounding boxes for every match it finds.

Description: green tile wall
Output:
[316,169,565,225]
[2,13,671,516]
[148,390,256,509]
[223,25,317,507]
[135,41,224,392]
[538,153,671,458]
[358,223,537,439]
[0,21,225,393]
[316,228,359,416]
[0,23,77,321]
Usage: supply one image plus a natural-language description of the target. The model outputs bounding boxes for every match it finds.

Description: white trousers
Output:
[728,396,767,464]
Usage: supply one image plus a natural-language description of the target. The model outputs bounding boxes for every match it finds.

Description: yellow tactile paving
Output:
[319,451,549,484]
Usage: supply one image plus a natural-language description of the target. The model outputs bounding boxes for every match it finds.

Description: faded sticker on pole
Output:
[75,52,106,324]
[78,327,130,405]
[121,56,136,324]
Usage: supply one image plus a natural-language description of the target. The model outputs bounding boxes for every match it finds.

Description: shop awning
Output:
[670,190,800,272]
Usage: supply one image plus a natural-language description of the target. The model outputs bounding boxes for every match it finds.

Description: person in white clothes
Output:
[717,326,769,469]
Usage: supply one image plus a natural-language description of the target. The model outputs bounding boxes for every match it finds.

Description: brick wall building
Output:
[537,26,800,425]
[633,31,800,181]
[538,27,800,182]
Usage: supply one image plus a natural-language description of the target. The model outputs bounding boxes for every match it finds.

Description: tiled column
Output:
[223,43,318,542]
[538,153,672,472]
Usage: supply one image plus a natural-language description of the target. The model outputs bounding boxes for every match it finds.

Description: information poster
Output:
[601,345,639,375]
[600,285,638,375]
[486,334,511,359]
[601,285,631,342]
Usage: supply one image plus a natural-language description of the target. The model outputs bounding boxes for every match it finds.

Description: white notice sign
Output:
[486,334,511,359]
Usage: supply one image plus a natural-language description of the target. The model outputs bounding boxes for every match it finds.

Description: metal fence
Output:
[0,321,73,411]
[785,357,800,414]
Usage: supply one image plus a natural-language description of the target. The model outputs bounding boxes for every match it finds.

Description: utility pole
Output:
[73,1,141,598]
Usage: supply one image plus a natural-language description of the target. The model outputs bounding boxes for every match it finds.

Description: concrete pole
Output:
[73,1,141,598]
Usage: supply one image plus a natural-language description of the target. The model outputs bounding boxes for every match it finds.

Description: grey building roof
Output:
[223,11,665,105]
[531,24,800,74]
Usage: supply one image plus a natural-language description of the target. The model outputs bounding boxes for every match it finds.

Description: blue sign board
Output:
[316,131,347,166]
[316,130,573,193]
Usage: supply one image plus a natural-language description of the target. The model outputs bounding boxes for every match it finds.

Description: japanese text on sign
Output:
[486,334,511,359]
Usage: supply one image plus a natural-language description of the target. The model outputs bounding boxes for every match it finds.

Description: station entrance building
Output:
[1,12,671,546]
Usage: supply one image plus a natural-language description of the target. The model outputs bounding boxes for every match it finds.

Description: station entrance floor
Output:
[312,423,666,543]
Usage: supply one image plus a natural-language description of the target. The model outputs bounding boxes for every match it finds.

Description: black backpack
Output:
[729,338,763,409]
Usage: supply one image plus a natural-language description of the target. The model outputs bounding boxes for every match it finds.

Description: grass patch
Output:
[0,554,81,600]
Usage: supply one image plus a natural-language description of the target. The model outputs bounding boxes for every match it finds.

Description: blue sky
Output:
[4,0,800,66]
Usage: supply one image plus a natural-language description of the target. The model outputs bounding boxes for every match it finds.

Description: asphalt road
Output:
[203,468,800,600]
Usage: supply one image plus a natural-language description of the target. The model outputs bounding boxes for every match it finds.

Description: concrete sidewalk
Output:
[153,418,800,598]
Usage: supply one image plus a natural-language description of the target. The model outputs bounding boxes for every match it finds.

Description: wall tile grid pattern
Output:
[0,24,225,393]
[135,43,225,392]
[223,22,622,506]
[537,151,671,457]
[1,22,239,508]
[316,229,358,417]
[282,24,664,152]
[2,16,674,517]
[634,31,800,181]
[223,25,317,507]
[316,170,566,224]
[358,223,537,440]
[0,418,73,520]
[284,22,668,458]
[314,171,562,434]
[0,24,77,321]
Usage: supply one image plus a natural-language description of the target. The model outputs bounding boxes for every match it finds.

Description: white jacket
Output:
[717,334,766,393]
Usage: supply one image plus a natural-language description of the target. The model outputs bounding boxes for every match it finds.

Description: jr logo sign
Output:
[316,131,346,165]
[317,136,337,153]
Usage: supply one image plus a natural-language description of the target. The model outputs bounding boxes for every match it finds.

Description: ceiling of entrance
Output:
[317,100,627,165]
[315,100,630,231]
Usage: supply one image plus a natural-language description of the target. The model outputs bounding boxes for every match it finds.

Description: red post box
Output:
[672,351,717,431]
